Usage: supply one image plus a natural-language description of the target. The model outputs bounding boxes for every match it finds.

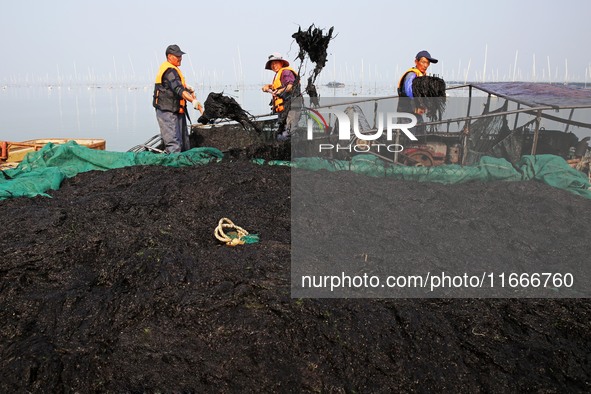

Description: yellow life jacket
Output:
[271,66,298,113]
[153,61,187,113]
[397,67,424,97]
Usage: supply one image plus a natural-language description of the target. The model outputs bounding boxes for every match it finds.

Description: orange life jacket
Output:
[153,61,187,113]
[397,67,424,97]
[271,66,298,113]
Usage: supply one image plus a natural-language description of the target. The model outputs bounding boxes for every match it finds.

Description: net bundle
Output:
[412,75,447,121]
[198,92,262,132]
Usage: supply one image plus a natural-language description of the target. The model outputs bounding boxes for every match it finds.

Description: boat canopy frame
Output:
[308,82,591,157]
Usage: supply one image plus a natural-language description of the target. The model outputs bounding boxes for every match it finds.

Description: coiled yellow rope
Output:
[214,218,250,246]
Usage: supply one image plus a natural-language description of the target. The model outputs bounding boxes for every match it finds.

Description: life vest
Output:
[153,61,187,113]
[271,66,298,113]
[397,67,424,97]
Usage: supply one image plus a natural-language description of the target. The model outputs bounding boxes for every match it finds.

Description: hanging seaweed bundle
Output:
[292,24,334,82]
[412,76,447,121]
[197,92,262,132]
[305,80,320,108]
[291,24,334,107]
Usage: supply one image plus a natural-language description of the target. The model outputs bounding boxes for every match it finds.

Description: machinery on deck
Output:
[298,83,591,173]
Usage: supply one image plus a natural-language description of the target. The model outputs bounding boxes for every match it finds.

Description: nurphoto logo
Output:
[306,109,419,153]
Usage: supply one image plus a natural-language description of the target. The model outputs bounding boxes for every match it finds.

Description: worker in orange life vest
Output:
[397,50,439,135]
[398,50,438,98]
[262,53,301,141]
[153,44,203,153]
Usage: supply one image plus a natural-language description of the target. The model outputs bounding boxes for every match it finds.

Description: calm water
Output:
[0,83,398,151]
[1,82,589,151]
[0,84,260,151]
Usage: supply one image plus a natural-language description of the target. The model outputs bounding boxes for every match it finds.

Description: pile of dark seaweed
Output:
[1,154,590,392]
[197,92,262,132]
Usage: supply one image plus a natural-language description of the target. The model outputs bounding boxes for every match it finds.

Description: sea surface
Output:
[1,82,590,151]
[0,83,400,151]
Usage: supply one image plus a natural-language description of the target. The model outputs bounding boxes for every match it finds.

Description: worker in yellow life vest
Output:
[262,53,301,141]
[398,50,438,98]
[153,44,203,153]
[397,50,439,136]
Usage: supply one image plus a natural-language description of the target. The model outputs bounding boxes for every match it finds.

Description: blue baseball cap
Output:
[416,50,438,63]
[166,44,185,57]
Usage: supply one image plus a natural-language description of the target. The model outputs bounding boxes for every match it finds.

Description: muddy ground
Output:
[1,157,590,392]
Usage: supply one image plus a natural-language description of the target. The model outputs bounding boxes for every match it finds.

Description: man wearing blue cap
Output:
[397,50,439,98]
[153,44,204,153]
[396,50,441,138]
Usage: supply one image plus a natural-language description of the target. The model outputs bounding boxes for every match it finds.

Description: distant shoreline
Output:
[2,81,591,90]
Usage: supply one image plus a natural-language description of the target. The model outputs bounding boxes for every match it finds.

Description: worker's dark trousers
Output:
[156,109,189,153]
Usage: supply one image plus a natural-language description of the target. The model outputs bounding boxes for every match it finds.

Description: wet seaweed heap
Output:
[1,161,591,392]
[412,75,447,121]
[291,25,335,107]
[197,92,262,132]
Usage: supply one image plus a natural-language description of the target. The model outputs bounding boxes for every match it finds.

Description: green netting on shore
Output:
[266,154,591,200]
[0,141,223,200]
[2,142,590,201]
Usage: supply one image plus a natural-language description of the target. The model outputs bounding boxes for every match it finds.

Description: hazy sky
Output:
[2,0,590,85]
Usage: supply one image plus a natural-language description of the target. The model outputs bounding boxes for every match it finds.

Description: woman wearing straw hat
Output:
[262,53,301,141]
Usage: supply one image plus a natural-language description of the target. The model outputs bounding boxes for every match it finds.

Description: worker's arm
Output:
[273,83,293,97]
[403,73,415,97]
[163,69,202,112]
[273,70,296,97]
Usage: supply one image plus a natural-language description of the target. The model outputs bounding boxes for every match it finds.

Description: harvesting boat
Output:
[131,82,591,176]
[300,82,591,173]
